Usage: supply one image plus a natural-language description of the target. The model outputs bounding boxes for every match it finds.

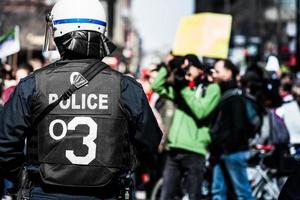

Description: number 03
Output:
[49,117,97,165]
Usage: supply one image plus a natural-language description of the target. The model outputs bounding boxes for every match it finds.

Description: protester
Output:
[138,66,168,153]
[276,73,300,144]
[152,54,221,200]
[277,80,300,200]
[2,64,32,104]
[210,59,255,200]
[1,64,14,92]
[292,79,300,106]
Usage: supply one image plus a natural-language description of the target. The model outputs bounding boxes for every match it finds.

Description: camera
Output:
[165,56,188,88]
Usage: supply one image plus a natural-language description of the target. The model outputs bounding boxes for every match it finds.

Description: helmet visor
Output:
[43,14,57,52]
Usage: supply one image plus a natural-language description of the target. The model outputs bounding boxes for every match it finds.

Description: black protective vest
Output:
[28,59,131,187]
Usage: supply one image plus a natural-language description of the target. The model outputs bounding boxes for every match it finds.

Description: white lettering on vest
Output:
[48,93,109,110]
[99,94,108,109]
[87,94,97,110]
[49,119,67,140]
[71,94,80,109]
[49,94,58,104]
[60,99,70,110]
[82,94,86,109]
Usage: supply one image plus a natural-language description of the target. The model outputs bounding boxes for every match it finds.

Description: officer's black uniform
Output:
[0,58,162,199]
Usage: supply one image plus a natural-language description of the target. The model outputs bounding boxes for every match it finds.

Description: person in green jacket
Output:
[151,54,221,200]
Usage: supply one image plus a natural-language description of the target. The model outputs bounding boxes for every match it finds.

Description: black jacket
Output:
[0,59,162,182]
[211,82,250,154]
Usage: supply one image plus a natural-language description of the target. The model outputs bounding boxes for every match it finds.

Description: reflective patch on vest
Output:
[71,72,88,89]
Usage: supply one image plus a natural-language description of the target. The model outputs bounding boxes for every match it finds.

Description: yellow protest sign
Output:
[173,13,232,59]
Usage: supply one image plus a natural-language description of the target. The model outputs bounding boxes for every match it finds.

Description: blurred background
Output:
[0,0,299,74]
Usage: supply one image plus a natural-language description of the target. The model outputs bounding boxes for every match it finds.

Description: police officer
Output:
[0,0,162,199]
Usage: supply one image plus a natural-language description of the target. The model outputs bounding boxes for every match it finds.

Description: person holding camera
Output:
[151,54,221,200]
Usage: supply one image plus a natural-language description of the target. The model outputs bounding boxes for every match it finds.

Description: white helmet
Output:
[43,0,107,51]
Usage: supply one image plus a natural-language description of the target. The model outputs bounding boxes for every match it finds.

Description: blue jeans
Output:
[160,149,205,200]
[2,179,15,196]
[30,187,118,200]
[212,151,255,200]
[4,179,14,191]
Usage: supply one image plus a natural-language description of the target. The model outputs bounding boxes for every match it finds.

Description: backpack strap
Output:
[32,60,108,128]
[221,88,242,102]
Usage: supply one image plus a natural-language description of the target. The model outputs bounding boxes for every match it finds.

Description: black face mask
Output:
[54,31,116,60]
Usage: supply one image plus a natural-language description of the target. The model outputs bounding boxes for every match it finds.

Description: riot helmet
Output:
[43,0,115,59]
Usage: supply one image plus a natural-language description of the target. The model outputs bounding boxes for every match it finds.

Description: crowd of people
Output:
[1,0,299,199]
[0,59,44,198]
[0,58,45,105]
[1,50,300,199]
[138,52,300,199]
[1,51,300,199]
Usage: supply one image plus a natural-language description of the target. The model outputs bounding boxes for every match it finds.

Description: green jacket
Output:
[151,67,221,155]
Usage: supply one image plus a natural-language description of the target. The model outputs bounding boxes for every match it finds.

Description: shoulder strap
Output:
[32,60,108,127]
[221,88,242,102]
